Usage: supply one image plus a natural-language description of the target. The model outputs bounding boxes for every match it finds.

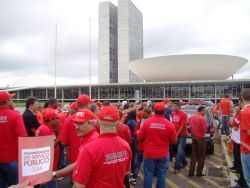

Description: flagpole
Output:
[54,24,58,98]
[89,18,92,97]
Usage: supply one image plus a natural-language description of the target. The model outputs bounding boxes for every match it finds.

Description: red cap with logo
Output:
[0,91,16,102]
[154,102,165,111]
[69,102,78,109]
[99,106,120,122]
[73,109,97,123]
[43,109,59,121]
[77,94,94,105]
[163,98,171,103]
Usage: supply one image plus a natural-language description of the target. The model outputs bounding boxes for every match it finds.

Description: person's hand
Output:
[8,181,29,188]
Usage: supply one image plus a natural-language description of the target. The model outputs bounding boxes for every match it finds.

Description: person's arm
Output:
[137,121,146,143]
[54,163,76,178]
[201,117,208,133]
[15,115,28,137]
[73,183,85,188]
[170,123,178,144]
[30,114,41,130]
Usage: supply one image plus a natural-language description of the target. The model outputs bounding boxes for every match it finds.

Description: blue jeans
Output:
[174,136,187,170]
[144,157,168,188]
[221,115,230,135]
[241,153,250,187]
[133,151,143,179]
[0,161,18,188]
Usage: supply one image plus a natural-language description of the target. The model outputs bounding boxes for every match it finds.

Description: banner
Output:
[18,135,54,186]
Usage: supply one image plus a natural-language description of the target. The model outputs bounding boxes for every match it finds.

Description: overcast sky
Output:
[0,0,250,87]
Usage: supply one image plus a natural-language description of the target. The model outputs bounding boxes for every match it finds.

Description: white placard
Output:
[22,147,50,176]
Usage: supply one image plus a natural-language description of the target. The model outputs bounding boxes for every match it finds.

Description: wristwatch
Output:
[52,171,57,179]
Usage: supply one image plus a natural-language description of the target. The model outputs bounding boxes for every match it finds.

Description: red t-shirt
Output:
[117,122,132,144]
[240,106,250,154]
[172,110,188,136]
[219,98,232,116]
[189,113,208,138]
[60,114,81,163]
[138,115,177,159]
[73,133,132,188]
[79,129,99,146]
[36,123,60,171]
[0,106,28,162]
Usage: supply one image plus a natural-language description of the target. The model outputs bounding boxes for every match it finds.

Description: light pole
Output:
[54,24,58,98]
[89,18,92,97]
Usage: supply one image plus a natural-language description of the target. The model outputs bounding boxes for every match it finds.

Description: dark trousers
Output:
[233,142,246,185]
[0,161,18,188]
[133,151,143,179]
[130,142,137,174]
[189,135,206,176]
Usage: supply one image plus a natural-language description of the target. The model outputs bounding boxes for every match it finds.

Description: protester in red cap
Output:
[60,94,93,164]
[73,106,132,188]
[172,101,188,174]
[77,94,94,107]
[53,109,99,180]
[0,91,27,187]
[138,102,177,188]
[36,109,60,188]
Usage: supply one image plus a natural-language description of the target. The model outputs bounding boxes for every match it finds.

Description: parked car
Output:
[181,103,215,154]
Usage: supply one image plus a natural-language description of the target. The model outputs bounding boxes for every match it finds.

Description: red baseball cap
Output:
[163,98,171,103]
[0,91,16,102]
[154,102,165,111]
[95,101,102,108]
[77,94,94,105]
[69,102,78,109]
[43,109,59,121]
[73,109,97,123]
[99,106,120,122]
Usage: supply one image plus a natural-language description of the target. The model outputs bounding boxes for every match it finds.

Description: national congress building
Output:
[98,0,143,84]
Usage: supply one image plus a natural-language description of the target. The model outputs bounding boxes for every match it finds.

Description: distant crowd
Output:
[1,88,250,188]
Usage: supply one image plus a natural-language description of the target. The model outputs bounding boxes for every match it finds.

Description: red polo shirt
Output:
[36,123,60,171]
[79,129,99,146]
[189,113,208,138]
[172,110,188,136]
[219,98,232,116]
[117,122,132,144]
[138,115,177,159]
[60,114,81,163]
[0,106,27,162]
[240,106,250,154]
[73,133,132,188]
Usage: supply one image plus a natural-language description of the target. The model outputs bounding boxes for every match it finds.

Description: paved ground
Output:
[57,131,229,188]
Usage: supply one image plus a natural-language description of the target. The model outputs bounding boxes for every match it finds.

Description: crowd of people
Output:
[1,88,250,188]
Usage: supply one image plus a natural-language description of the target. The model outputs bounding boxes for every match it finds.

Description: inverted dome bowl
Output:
[128,54,248,81]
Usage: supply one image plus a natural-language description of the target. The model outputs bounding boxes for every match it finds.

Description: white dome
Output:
[128,54,248,81]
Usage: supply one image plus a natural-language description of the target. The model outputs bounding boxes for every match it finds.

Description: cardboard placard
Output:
[18,135,54,185]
